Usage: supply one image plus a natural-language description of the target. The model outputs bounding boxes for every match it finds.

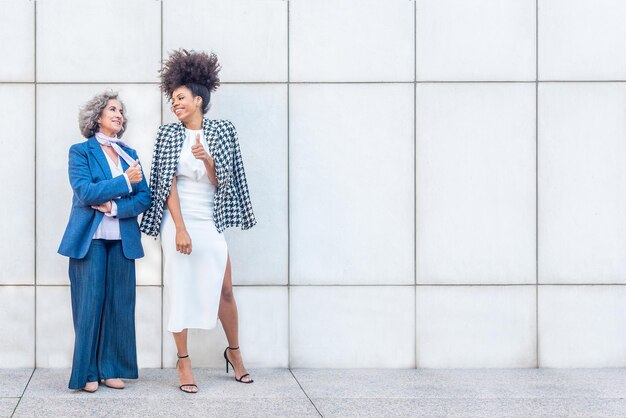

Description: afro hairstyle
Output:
[160,49,221,113]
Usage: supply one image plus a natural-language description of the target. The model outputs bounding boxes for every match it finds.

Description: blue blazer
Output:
[58,137,151,260]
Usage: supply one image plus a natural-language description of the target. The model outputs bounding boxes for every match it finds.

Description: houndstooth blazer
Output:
[140,118,256,237]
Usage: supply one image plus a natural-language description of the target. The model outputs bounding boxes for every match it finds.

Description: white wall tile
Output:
[290,0,414,82]
[36,0,160,82]
[0,287,34,367]
[539,285,626,367]
[290,286,415,368]
[416,286,536,368]
[216,85,288,285]
[416,0,536,81]
[416,83,536,284]
[539,0,626,80]
[36,286,73,367]
[0,85,34,285]
[235,286,288,367]
[163,286,287,368]
[136,286,161,368]
[136,236,162,286]
[36,84,161,285]
[163,0,287,82]
[164,85,289,284]
[290,84,414,285]
[0,1,34,81]
[539,83,626,284]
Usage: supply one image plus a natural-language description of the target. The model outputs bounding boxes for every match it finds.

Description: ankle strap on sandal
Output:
[177,354,190,359]
[227,346,240,351]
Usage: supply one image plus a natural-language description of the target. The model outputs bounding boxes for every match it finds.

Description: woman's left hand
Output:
[191,133,214,164]
[91,201,112,213]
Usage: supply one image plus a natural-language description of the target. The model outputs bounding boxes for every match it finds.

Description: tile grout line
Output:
[11,368,36,417]
[286,0,291,369]
[13,80,626,85]
[33,0,38,371]
[289,369,323,417]
[5,283,626,287]
[160,0,164,370]
[413,0,418,370]
[535,0,540,369]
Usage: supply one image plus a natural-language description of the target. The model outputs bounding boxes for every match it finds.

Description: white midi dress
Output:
[161,128,228,333]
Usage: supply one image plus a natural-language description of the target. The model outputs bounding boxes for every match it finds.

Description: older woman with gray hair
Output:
[58,91,150,392]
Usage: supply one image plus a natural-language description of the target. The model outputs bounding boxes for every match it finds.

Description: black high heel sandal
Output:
[223,346,254,384]
[176,354,198,393]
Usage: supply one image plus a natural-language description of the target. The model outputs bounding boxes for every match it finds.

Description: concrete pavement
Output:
[2,368,625,417]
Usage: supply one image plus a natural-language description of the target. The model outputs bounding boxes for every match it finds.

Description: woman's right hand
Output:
[125,160,143,184]
[176,227,192,255]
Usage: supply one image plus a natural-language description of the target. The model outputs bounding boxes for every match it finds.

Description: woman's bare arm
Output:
[166,177,193,254]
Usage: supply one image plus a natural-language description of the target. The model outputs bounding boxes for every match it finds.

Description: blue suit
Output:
[58,136,150,390]
[58,137,150,259]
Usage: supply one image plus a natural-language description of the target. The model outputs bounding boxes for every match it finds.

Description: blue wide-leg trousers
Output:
[68,239,138,390]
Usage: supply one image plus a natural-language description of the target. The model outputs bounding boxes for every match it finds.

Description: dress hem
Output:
[168,321,219,333]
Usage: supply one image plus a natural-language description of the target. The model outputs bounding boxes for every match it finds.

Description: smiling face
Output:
[97,99,124,137]
[171,85,203,123]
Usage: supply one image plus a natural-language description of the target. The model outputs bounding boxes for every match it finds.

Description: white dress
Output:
[161,128,228,333]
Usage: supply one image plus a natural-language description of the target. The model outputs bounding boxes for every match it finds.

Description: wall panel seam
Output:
[33,0,38,369]
[286,0,291,369]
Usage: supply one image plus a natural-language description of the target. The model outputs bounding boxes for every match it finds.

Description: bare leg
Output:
[218,255,252,382]
[173,329,198,392]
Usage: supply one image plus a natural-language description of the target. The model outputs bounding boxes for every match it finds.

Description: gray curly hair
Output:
[78,90,128,138]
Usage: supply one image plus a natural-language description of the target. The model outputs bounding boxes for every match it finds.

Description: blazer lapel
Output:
[161,122,186,187]
[119,149,130,173]
[203,118,222,165]
[118,152,134,193]
[88,136,112,179]
[203,118,226,183]
[203,118,217,152]
[117,144,133,169]
[168,122,186,156]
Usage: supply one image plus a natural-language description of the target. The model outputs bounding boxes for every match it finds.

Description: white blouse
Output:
[92,152,131,240]
[177,128,212,182]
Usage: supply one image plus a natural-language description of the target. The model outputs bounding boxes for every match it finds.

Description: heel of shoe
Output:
[223,347,231,374]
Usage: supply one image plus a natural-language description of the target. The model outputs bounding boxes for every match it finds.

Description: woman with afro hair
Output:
[140,50,256,392]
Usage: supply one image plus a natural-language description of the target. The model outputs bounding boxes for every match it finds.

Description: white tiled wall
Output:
[163,0,288,82]
[539,0,626,80]
[0,287,35,367]
[1,0,624,369]
[0,0,34,82]
[416,83,536,284]
[416,286,536,368]
[0,85,35,285]
[36,0,161,82]
[136,287,162,368]
[539,286,626,367]
[538,83,626,284]
[416,0,536,81]
[290,286,415,368]
[290,0,414,82]
[290,83,414,285]
[36,286,73,368]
